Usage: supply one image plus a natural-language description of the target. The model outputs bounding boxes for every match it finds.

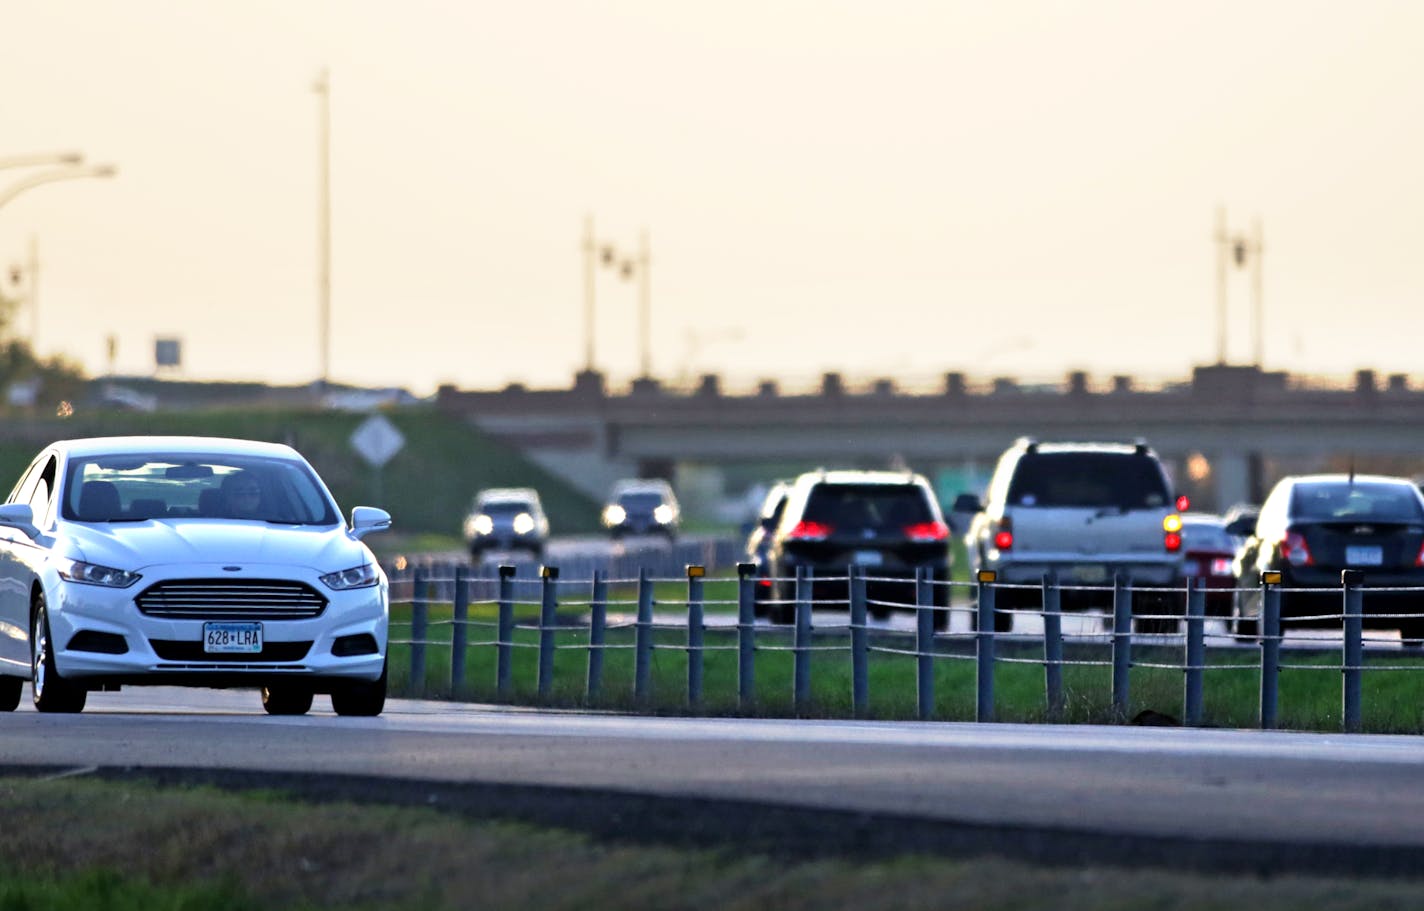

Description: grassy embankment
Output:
[1,776,1420,911]
[0,406,603,550]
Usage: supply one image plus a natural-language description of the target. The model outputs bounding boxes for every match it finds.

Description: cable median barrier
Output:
[382,560,1424,731]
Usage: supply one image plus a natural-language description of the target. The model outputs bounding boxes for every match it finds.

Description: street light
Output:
[0,151,83,172]
[0,164,117,214]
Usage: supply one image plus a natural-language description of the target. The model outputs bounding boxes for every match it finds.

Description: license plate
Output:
[852,550,883,567]
[1345,546,1383,566]
[203,621,263,654]
[1071,564,1108,583]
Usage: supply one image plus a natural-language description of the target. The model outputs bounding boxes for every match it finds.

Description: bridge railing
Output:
[382,564,1424,733]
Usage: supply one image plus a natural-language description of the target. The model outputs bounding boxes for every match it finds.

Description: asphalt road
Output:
[3,686,1422,875]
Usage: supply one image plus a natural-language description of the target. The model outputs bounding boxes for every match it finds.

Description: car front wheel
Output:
[31,596,87,713]
[330,662,387,717]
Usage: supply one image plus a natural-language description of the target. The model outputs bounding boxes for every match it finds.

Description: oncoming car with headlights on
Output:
[0,437,392,716]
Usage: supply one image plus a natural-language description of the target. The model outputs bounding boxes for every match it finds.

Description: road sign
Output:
[350,414,405,468]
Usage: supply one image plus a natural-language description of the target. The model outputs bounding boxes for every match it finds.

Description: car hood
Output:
[62,520,368,574]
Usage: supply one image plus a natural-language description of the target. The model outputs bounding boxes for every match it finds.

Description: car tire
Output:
[0,675,21,712]
[261,684,314,716]
[1398,619,1424,649]
[469,546,485,564]
[331,661,387,717]
[31,597,86,714]
[1133,590,1181,635]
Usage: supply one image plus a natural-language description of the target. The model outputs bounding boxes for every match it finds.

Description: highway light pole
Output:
[0,163,116,214]
[314,68,332,390]
[0,151,83,172]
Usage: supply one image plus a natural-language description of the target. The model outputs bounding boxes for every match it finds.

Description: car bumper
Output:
[48,564,388,686]
[990,560,1181,587]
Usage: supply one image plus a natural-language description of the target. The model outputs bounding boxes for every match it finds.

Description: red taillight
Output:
[993,529,1013,550]
[1164,532,1182,552]
[1282,529,1314,567]
[1415,541,1424,568]
[904,521,950,542]
[757,578,773,588]
[1176,495,1191,512]
[787,520,833,541]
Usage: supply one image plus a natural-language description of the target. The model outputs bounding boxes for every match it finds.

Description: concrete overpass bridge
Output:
[436,364,1424,516]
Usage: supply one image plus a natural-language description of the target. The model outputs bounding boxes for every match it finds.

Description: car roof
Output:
[1284,473,1419,489]
[796,469,927,486]
[477,487,540,500]
[1016,440,1154,456]
[48,436,303,460]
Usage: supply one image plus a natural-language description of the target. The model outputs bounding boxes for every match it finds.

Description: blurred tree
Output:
[0,286,87,412]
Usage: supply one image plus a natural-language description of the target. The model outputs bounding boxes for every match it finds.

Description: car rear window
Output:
[1181,520,1236,551]
[802,484,935,528]
[1290,482,1424,522]
[1006,452,1169,509]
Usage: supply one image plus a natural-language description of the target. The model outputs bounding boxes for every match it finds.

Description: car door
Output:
[0,454,49,670]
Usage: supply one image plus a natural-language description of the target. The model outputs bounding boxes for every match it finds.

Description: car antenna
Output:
[1348,457,1356,486]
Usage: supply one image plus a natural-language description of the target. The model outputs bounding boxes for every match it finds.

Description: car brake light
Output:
[757,578,773,588]
[1282,529,1314,567]
[787,520,833,541]
[1415,540,1424,568]
[1176,495,1190,512]
[904,521,949,542]
[1164,532,1182,552]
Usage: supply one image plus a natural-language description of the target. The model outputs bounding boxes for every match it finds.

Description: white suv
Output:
[959,439,1186,632]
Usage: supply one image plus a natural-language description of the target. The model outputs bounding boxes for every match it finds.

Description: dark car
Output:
[764,469,952,628]
[462,488,549,560]
[1233,474,1424,643]
[1180,513,1237,617]
[602,479,680,541]
[743,480,790,607]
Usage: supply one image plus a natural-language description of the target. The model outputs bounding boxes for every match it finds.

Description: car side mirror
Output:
[0,502,40,540]
[1224,516,1256,538]
[350,506,392,540]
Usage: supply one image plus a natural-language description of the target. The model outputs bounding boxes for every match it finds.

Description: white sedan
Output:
[0,436,391,716]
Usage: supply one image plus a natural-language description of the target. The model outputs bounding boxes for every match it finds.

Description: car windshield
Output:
[802,484,934,528]
[1290,482,1424,522]
[481,501,535,516]
[1181,520,1236,551]
[62,453,339,525]
[1007,452,1169,510]
[618,491,667,511]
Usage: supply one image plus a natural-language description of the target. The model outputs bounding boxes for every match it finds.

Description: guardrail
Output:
[383,564,1424,732]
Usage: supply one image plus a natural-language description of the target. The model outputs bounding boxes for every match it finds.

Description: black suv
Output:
[763,470,952,627]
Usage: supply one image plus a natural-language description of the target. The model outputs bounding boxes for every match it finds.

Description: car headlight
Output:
[653,504,674,524]
[320,563,379,590]
[57,559,141,588]
[603,505,626,526]
[512,512,535,535]
[471,514,494,536]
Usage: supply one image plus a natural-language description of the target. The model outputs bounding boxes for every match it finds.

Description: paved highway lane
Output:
[2,687,1422,861]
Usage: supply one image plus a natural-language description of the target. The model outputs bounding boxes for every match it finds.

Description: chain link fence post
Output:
[1342,569,1364,733]
[496,565,515,698]
[1183,577,1205,726]
[634,567,654,705]
[410,566,427,696]
[687,565,705,710]
[737,563,757,711]
[976,570,996,723]
[537,566,558,698]
[587,570,608,702]
[850,564,869,719]
[794,565,812,715]
[1111,574,1132,721]
[1260,571,1282,730]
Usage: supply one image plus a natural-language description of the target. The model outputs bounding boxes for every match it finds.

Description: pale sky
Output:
[2,1,1421,395]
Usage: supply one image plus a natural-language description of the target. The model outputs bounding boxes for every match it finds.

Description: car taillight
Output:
[787,520,833,541]
[1282,529,1314,567]
[904,521,949,542]
[992,516,1013,551]
[1176,495,1191,512]
[1164,532,1182,552]
[1415,540,1424,568]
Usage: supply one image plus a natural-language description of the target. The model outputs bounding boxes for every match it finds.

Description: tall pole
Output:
[315,68,332,388]
[1251,218,1264,367]
[582,214,596,372]
[27,235,38,346]
[1214,206,1228,365]
[637,228,651,378]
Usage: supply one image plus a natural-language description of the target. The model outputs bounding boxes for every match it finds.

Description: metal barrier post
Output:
[410,567,427,695]
[1183,578,1205,726]
[850,565,869,719]
[976,570,996,723]
[496,565,515,698]
[451,565,469,694]
[736,563,757,710]
[1042,573,1064,721]
[586,570,607,701]
[537,566,558,698]
[794,565,812,714]
[1111,574,1131,720]
[916,566,935,720]
[1260,572,1282,730]
[1342,569,1364,733]
[687,565,705,710]
[634,567,654,704]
